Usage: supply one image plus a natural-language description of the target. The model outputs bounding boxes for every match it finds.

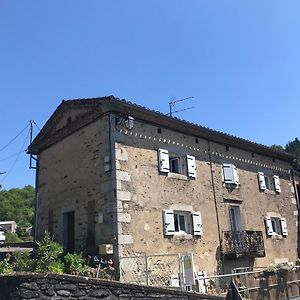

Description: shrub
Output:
[64,253,85,275]
[13,251,34,272]
[34,232,63,273]
[0,260,13,274]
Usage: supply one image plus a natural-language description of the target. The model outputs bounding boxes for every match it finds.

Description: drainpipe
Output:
[33,156,40,248]
[291,169,300,257]
[108,113,120,279]
[208,140,224,274]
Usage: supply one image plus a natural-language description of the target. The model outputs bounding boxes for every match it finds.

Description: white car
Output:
[0,231,5,245]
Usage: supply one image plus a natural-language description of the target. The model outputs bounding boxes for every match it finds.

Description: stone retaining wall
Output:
[0,273,224,300]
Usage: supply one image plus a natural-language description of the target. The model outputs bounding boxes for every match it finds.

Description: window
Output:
[258,172,281,193]
[223,164,239,185]
[229,206,242,232]
[163,210,202,236]
[158,149,196,178]
[265,216,288,237]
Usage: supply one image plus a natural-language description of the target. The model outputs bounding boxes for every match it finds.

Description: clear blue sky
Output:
[0,1,299,190]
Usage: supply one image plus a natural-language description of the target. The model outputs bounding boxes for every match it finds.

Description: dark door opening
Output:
[63,211,75,253]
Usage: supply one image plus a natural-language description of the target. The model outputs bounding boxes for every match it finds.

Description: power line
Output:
[0,123,30,153]
[0,128,31,185]
[0,149,27,162]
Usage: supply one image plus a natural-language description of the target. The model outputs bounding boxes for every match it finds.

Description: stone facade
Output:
[30,96,298,282]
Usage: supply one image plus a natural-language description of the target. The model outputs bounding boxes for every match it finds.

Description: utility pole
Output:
[29,120,37,169]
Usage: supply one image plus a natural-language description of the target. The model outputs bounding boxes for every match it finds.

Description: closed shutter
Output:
[258,172,266,191]
[280,218,288,236]
[223,164,239,185]
[273,175,281,193]
[187,155,196,178]
[158,149,170,173]
[265,217,273,236]
[163,209,175,235]
[192,211,203,236]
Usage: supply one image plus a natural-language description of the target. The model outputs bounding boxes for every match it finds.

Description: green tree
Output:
[0,185,35,227]
[285,138,300,163]
[270,144,285,152]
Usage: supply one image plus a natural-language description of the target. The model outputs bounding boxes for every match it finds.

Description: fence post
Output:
[145,255,149,286]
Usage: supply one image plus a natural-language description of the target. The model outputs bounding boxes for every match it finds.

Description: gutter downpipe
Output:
[108,113,120,279]
[291,169,300,257]
[208,140,224,274]
[33,156,39,248]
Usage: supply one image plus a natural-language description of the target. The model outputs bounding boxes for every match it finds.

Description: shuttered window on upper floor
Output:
[158,149,196,178]
[222,164,239,186]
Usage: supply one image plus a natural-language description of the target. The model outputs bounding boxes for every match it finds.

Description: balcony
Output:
[222,230,265,257]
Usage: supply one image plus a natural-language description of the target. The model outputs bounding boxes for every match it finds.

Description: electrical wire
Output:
[0,123,30,153]
[0,128,31,184]
[0,149,27,162]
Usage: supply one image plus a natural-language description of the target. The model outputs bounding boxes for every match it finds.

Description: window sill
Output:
[270,234,283,240]
[172,233,193,240]
[264,190,276,195]
[167,173,188,180]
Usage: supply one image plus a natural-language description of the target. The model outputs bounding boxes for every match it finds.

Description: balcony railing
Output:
[222,230,265,257]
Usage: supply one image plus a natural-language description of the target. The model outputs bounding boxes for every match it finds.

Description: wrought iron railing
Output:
[222,230,265,257]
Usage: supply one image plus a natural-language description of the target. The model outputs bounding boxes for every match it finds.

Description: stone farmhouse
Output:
[29,96,299,278]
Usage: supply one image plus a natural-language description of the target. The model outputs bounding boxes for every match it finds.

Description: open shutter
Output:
[158,149,170,173]
[280,218,288,236]
[187,155,196,178]
[192,211,203,236]
[223,164,239,185]
[265,217,273,236]
[258,172,266,191]
[273,175,281,193]
[163,209,175,235]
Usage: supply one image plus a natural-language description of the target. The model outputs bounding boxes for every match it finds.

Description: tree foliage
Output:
[0,185,35,227]
[286,138,300,163]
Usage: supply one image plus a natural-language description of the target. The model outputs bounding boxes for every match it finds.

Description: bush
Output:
[34,232,63,273]
[13,251,34,272]
[5,232,23,243]
[64,253,85,275]
[0,259,13,274]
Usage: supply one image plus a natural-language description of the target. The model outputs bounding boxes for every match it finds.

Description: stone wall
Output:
[0,273,224,300]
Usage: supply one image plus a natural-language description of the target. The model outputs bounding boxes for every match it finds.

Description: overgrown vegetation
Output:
[0,185,35,241]
[0,232,113,280]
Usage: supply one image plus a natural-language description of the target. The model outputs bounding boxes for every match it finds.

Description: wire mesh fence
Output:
[120,253,182,287]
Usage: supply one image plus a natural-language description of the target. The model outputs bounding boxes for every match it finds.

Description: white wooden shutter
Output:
[223,164,239,185]
[258,172,266,191]
[169,273,180,287]
[158,149,170,173]
[273,175,281,193]
[180,253,195,285]
[192,211,203,236]
[187,155,196,178]
[265,217,273,236]
[280,218,288,236]
[163,209,175,235]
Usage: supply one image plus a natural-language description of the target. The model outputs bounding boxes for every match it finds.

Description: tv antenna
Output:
[168,96,194,117]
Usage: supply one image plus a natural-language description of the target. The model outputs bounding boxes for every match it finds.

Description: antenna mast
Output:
[29,120,37,169]
[168,96,194,117]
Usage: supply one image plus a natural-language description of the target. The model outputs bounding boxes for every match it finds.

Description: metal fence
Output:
[120,253,183,288]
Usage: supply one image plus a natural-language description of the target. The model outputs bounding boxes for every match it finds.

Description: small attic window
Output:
[225,145,229,152]
[157,128,162,134]
[67,116,72,124]
[195,138,199,144]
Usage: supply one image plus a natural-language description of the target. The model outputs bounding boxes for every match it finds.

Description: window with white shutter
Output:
[163,209,202,236]
[163,209,175,235]
[187,155,196,178]
[223,164,239,185]
[273,175,281,193]
[192,212,203,236]
[258,172,266,191]
[280,218,288,236]
[265,217,273,236]
[158,149,170,173]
